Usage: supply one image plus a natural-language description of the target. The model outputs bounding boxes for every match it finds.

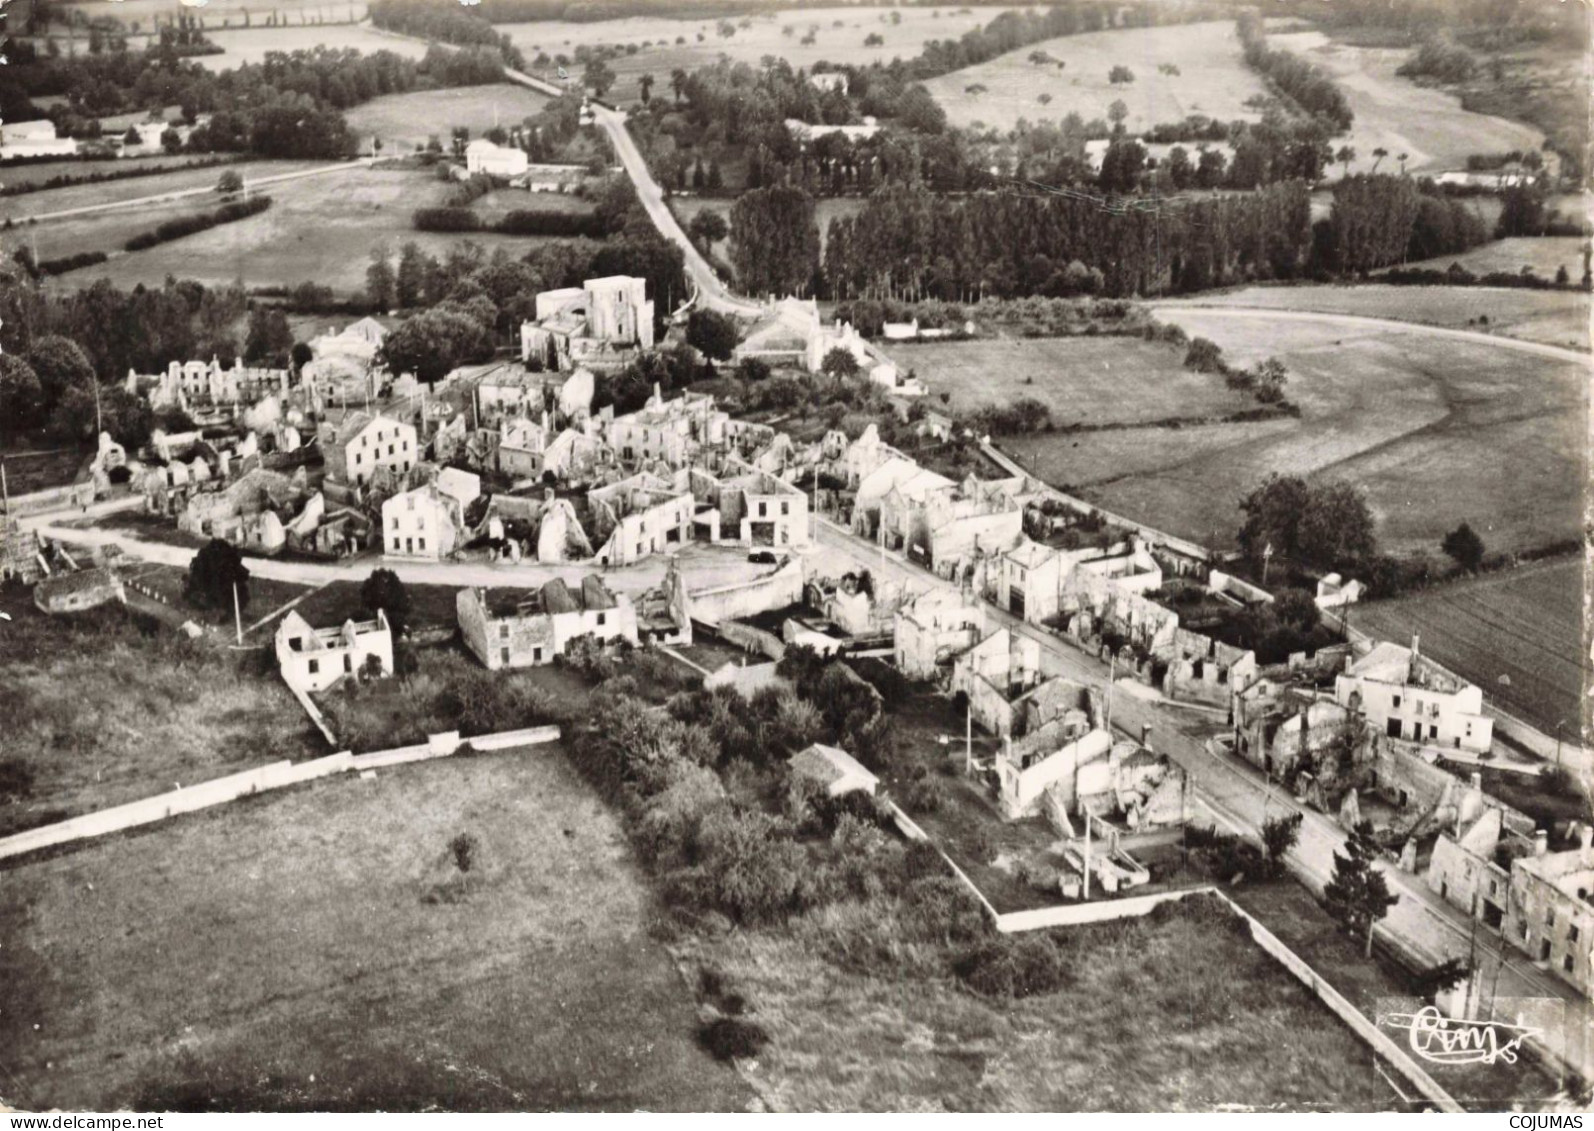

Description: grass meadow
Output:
[995,310,1586,556]
[0,743,753,1111]
[42,165,564,296]
[921,20,1270,135]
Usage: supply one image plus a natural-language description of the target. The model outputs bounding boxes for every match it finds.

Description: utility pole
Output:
[1083,810,1092,900]
[232,581,242,645]
[965,704,972,776]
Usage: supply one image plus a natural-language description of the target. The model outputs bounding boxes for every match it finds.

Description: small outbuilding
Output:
[790,743,879,798]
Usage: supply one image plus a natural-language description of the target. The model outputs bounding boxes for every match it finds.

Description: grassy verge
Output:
[0,581,321,836]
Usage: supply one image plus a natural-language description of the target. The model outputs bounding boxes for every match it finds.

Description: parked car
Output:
[747,550,779,564]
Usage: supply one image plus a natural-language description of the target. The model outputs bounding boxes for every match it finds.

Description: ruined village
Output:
[0,0,1590,1115]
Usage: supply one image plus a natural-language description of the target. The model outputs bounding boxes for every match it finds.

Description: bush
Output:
[125,195,271,252]
[698,1016,769,1061]
[449,831,479,873]
[955,934,1071,1000]
[37,250,110,276]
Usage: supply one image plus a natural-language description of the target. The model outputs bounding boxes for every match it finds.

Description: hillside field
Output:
[1170,284,1591,351]
[1390,237,1589,285]
[921,20,1270,135]
[995,310,1587,557]
[344,84,551,154]
[43,165,564,297]
[505,6,1010,102]
[1348,557,1583,737]
[1267,30,1548,177]
[0,740,752,1111]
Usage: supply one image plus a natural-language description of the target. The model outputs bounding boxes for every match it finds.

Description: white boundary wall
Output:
[0,726,561,863]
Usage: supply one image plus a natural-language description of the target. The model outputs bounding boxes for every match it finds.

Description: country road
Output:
[3,158,377,224]
[504,68,763,318]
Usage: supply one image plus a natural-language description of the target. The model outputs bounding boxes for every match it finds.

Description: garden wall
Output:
[0,726,562,864]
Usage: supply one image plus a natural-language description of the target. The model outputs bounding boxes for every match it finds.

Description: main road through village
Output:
[27,73,1588,1081]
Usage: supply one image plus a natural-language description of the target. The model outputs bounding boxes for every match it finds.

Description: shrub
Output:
[698,1016,769,1061]
[955,934,1071,999]
[449,831,479,873]
[124,195,271,252]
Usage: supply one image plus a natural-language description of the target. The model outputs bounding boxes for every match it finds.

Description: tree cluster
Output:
[1237,11,1354,132]
[1237,474,1377,573]
[822,181,1311,302]
[367,0,526,69]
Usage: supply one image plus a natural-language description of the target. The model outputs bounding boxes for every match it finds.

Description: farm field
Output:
[0,741,753,1112]
[48,165,561,296]
[1389,237,1589,284]
[1349,557,1583,736]
[1268,29,1548,177]
[195,23,430,72]
[505,6,1012,102]
[0,155,238,194]
[51,0,365,27]
[884,336,1256,424]
[345,84,551,154]
[0,159,329,221]
[1171,284,1591,351]
[921,20,1270,135]
[1001,310,1587,557]
[673,892,1395,1111]
[0,588,323,839]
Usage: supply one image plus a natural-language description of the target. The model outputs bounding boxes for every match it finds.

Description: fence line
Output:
[0,726,562,864]
[994,886,1218,932]
[1217,892,1466,1114]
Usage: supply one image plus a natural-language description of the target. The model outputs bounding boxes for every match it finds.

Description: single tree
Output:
[243,307,294,367]
[583,57,617,99]
[1323,822,1398,956]
[688,207,729,247]
[1370,146,1388,173]
[361,567,410,639]
[1108,64,1135,84]
[686,308,739,361]
[638,73,655,104]
[820,345,862,382]
[1440,521,1485,573]
[290,341,314,372]
[216,169,244,197]
[365,250,397,313]
[1261,812,1302,878]
[1335,145,1356,179]
[186,538,251,613]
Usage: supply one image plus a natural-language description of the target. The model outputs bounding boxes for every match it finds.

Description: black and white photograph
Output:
[0,0,1589,1114]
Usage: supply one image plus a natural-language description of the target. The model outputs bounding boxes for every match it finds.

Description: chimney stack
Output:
[1581,823,1592,866]
[1535,829,1549,857]
[1140,723,1152,749]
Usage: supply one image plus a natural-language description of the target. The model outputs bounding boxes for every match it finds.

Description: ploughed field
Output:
[1349,557,1583,737]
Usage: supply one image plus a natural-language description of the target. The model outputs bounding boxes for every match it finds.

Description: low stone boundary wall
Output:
[1221,894,1465,1114]
[0,726,561,864]
[995,886,1216,932]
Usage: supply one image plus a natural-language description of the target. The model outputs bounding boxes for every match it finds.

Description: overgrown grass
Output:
[317,645,587,753]
[675,892,1399,1111]
[0,580,322,835]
